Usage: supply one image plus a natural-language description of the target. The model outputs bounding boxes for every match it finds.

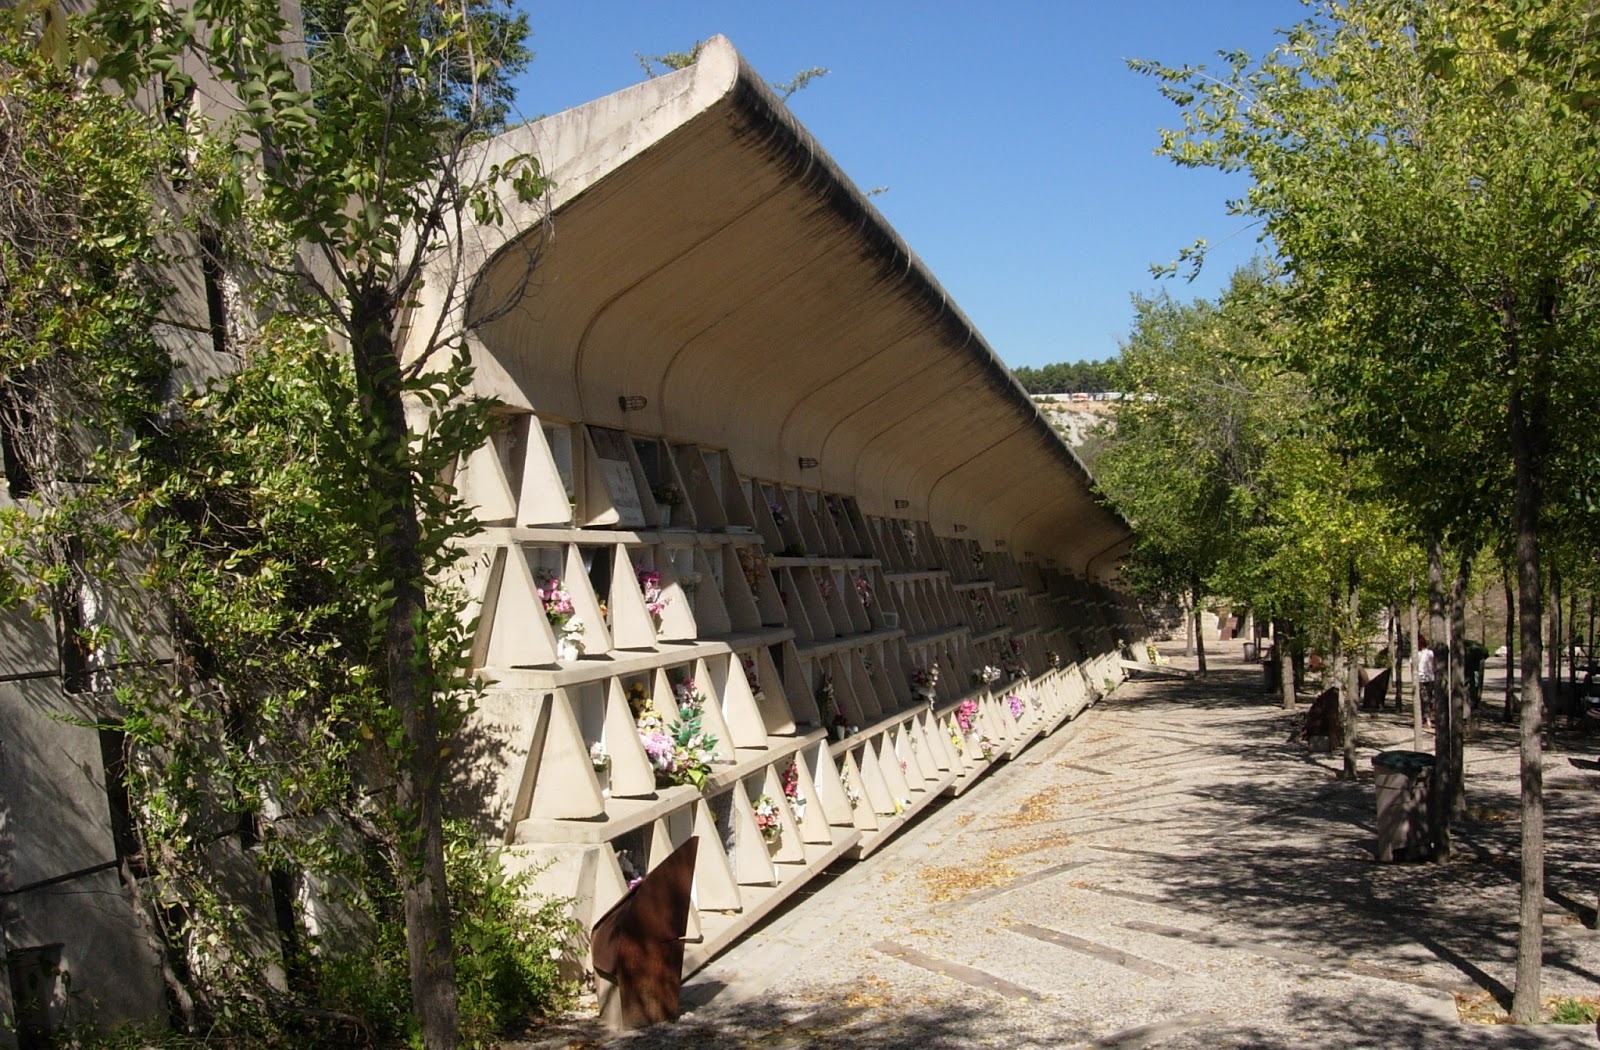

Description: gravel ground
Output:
[511,645,1600,1049]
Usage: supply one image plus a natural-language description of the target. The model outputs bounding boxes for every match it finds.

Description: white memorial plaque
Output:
[599,458,646,527]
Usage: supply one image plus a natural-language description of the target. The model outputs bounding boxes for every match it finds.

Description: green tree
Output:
[1241,431,1420,774]
[1013,358,1123,394]
[6,0,551,1043]
[1135,0,1600,1018]
[299,0,531,131]
[1094,268,1287,675]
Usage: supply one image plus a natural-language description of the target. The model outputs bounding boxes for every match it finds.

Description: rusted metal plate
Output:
[591,836,698,1029]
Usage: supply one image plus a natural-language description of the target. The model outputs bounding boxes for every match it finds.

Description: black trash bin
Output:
[1371,750,1434,862]
[1263,657,1281,693]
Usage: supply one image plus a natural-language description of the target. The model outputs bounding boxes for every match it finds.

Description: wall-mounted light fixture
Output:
[995,540,1007,549]
[618,395,648,412]
[797,457,819,469]
[1024,550,1035,559]
[952,524,968,533]
[893,499,910,509]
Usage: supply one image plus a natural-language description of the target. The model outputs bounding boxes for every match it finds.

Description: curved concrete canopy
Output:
[462,36,1132,579]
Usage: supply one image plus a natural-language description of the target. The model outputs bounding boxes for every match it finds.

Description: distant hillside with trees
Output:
[1012,357,1124,394]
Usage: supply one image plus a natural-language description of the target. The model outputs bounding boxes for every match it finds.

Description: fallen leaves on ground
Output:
[1467,805,1512,822]
[840,973,898,1010]
[1454,990,1600,1025]
[995,789,1062,828]
[917,859,1020,901]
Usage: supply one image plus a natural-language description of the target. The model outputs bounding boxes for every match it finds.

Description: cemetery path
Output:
[514,645,1600,1050]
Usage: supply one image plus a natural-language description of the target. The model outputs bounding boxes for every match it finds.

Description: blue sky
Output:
[508,2,1307,369]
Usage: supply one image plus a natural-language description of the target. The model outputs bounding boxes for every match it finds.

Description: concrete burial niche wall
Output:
[427,35,1145,986]
[456,37,1128,569]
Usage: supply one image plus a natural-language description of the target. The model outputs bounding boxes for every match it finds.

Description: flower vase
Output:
[916,686,936,702]
[660,504,672,528]
[595,764,611,798]
[557,636,579,662]
[967,732,983,755]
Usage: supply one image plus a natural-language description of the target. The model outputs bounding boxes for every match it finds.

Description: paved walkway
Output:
[518,646,1600,1049]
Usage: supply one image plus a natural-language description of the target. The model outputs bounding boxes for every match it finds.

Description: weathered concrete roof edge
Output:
[461,35,1132,577]
[699,37,1124,530]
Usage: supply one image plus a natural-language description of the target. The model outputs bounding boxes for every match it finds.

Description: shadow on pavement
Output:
[517,996,998,1049]
[1097,660,1600,1009]
[1169,987,1600,1050]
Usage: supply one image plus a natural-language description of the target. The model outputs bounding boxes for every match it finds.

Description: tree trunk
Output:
[1504,566,1516,722]
[1183,595,1194,656]
[1507,354,1546,1025]
[1548,564,1561,720]
[1427,539,1451,861]
[1428,541,1446,652]
[350,290,462,1050]
[1341,568,1361,780]
[1192,587,1208,676]
[1567,581,1578,720]
[1447,550,1471,820]
[1389,607,1402,711]
[1580,585,1593,685]
[1278,620,1296,710]
[1411,576,1423,750]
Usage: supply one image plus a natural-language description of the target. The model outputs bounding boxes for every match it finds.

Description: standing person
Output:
[1414,635,1437,726]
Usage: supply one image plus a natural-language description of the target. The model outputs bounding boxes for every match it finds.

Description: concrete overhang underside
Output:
[464,36,1132,579]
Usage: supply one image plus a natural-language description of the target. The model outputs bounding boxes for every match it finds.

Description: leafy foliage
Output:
[1094,267,1286,607]
[1,0,563,1042]
[300,0,532,132]
[0,29,172,534]
[318,823,578,1049]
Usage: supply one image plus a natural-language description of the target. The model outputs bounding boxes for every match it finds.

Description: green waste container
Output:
[1371,750,1434,862]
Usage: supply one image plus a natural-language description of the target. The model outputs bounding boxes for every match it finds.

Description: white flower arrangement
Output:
[753,794,783,844]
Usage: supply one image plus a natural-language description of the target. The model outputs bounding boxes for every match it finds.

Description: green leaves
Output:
[1095,266,1289,607]
[4,0,549,1038]
[1134,0,1600,600]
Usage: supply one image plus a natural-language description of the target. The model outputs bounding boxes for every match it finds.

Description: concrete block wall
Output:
[0,497,168,1041]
